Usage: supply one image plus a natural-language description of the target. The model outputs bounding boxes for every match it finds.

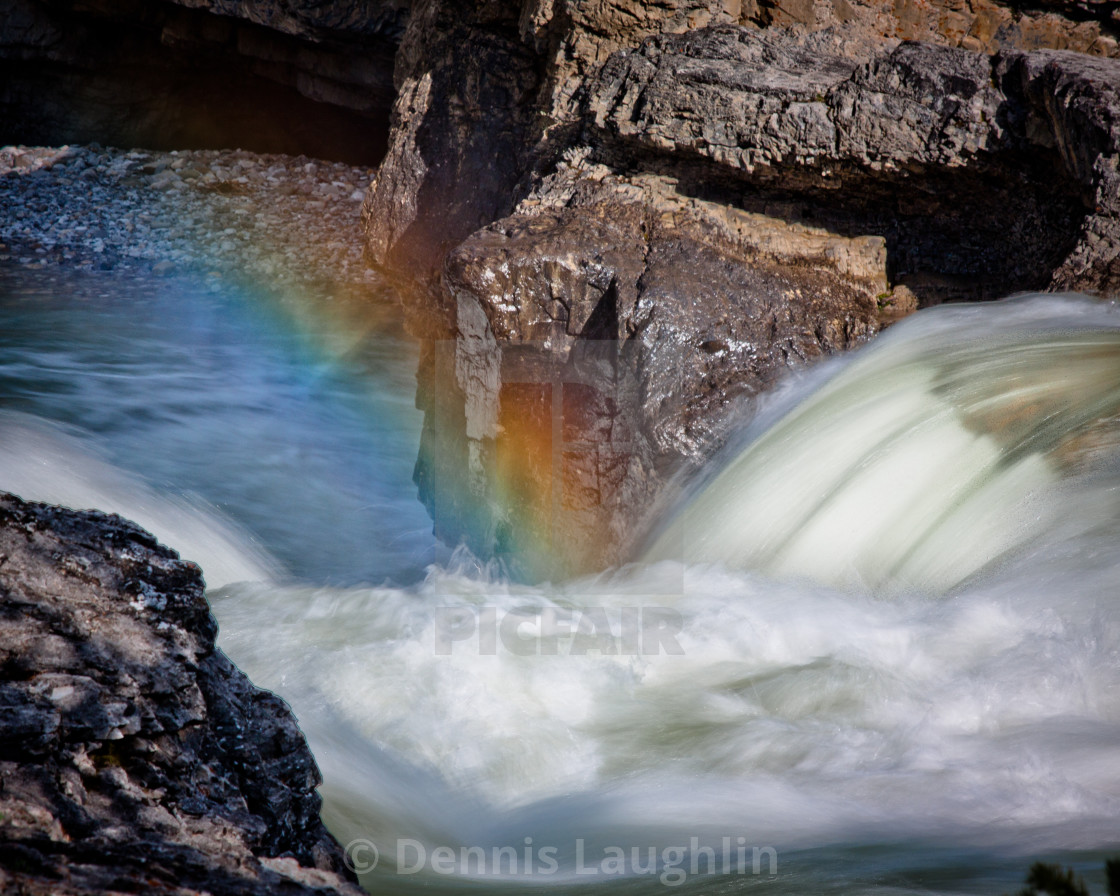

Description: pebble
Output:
[0,144,381,294]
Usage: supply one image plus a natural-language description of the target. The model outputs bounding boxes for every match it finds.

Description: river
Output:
[2,263,1118,894]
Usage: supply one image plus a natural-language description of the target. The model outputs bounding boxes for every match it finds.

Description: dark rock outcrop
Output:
[363,1,1120,577]
[166,0,409,41]
[0,491,363,896]
[364,0,1118,307]
[0,0,409,162]
[361,1,744,306]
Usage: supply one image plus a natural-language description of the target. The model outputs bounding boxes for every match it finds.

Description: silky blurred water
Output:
[0,265,437,585]
[2,266,1119,895]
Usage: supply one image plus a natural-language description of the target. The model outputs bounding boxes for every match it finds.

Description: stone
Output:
[0,491,364,896]
[430,172,881,572]
[587,30,1108,300]
[0,143,382,295]
[365,4,1120,574]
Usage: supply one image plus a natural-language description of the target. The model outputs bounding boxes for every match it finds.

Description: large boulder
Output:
[432,169,884,574]
[587,29,1119,298]
[0,492,363,896]
[364,1,1120,576]
[365,0,1119,309]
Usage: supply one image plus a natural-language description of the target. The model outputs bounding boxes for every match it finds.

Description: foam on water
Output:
[645,295,1120,594]
[4,274,1120,893]
[204,551,1120,890]
[211,296,1120,892]
[0,411,279,587]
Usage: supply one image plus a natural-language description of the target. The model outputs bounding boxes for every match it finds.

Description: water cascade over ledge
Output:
[646,295,1120,595]
[2,271,1120,894]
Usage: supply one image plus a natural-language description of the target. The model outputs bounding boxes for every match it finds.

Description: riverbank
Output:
[0,144,378,292]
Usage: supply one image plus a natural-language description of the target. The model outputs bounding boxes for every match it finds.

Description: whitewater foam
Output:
[5,288,1120,892]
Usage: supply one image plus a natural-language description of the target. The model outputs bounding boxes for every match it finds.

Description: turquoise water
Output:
[0,265,437,585]
[2,265,1119,895]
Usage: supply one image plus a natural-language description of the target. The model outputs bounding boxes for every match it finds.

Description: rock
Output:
[0,491,364,896]
[586,29,1113,300]
[0,143,381,296]
[166,0,410,41]
[361,0,744,319]
[363,2,1120,574]
[0,0,406,161]
[364,0,1119,304]
[739,0,1120,56]
[148,169,182,190]
[1001,49,1120,292]
[878,284,920,324]
[431,171,882,573]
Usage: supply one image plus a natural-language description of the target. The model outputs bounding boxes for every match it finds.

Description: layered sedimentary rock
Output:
[165,0,409,40]
[364,0,1118,297]
[0,0,409,161]
[364,0,1120,576]
[0,492,362,896]
[739,0,1119,54]
[587,30,1119,296]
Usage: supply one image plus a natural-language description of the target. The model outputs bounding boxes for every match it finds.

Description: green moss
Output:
[91,740,126,768]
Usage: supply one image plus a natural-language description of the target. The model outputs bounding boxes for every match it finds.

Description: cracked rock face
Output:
[588,29,1119,297]
[365,0,1118,302]
[0,492,363,896]
[433,172,883,574]
[166,0,410,40]
[364,1,1120,576]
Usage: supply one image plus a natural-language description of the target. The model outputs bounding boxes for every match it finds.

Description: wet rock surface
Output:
[365,1,1120,576]
[0,143,379,292]
[364,0,1118,306]
[586,30,1117,298]
[0,491,364,896]
[432,170,884,573]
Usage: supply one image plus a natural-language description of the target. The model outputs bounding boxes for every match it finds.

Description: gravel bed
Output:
[0,144,381,292]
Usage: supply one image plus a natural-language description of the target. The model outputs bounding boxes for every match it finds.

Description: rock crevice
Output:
[1,0,408,162]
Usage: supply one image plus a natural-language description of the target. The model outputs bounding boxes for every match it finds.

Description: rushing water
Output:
[2,265,1120,895]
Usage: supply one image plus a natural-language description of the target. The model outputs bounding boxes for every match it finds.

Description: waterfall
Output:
[646,294,1120,594]
[4,273,1120,894]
